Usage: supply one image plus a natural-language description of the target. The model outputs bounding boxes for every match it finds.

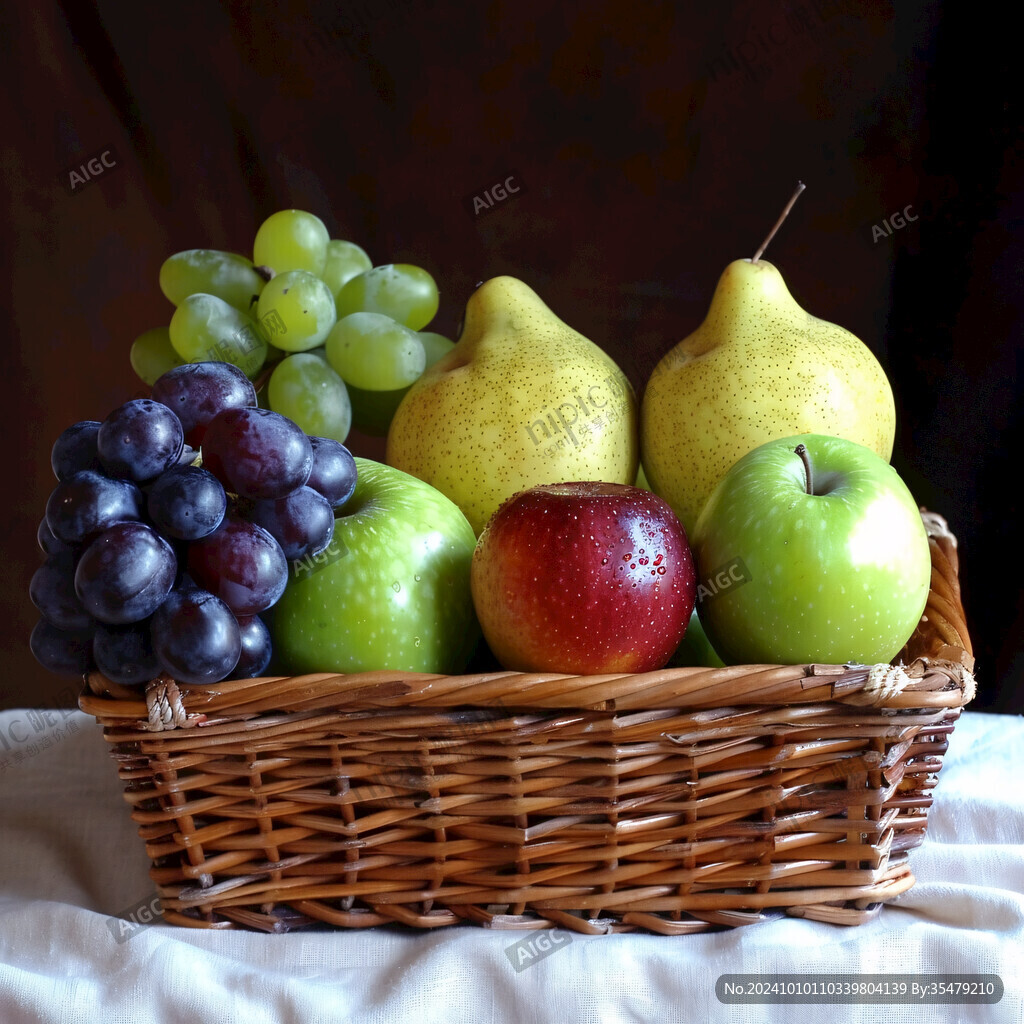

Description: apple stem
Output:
[752,181,806,263]
[794,443,813,495]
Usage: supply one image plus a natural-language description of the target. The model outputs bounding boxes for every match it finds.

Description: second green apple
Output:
[692,433,930,666]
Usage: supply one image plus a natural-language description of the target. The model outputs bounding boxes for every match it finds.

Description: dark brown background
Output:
[2,1,1020,713]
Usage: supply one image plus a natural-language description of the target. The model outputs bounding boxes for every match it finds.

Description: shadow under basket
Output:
[81,510,975,936]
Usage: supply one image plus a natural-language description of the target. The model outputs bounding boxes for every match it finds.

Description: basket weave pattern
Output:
[81,512,974,935]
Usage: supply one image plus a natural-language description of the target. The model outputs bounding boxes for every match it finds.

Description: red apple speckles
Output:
[471,481,696,673]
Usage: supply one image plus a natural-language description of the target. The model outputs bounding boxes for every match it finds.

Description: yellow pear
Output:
[387,276,638,534]
[642,185,895,534]
[642,258,896,533]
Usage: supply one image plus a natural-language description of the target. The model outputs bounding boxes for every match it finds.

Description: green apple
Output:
[691,434,931,666]
[667,607,725,668]
[268,457,480,674]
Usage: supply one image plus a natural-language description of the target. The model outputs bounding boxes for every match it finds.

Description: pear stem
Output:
[795,443,813,495]
[752,181,806,263]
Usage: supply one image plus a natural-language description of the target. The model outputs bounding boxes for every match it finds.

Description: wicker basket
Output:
[80,510,974,935]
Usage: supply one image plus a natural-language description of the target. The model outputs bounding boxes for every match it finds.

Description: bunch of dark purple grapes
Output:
[30,362,357,686]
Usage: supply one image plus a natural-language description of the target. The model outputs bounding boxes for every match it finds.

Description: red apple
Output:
[471,481,696,674]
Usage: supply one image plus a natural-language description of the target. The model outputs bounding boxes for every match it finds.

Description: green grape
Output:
[267,352,351,443]
[253,210,329,276]
[130,326,184,385]
[417,331,456,366]
[322,239,372,298]
[347,330,455,436]
[159,250,265,312]
[335,264,439,331]
[263,338,288,366]
[255,270,337,353]
[346,384,408,437]
[168,293,267,378]
[325,313,426,391]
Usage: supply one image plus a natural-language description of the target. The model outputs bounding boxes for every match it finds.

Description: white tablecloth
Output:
[1,708,1021,1023]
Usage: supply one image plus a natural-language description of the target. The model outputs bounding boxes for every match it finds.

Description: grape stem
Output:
[251,363,275,396]
[752,182,805,263]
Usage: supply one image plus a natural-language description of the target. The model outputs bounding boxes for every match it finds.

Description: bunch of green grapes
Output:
[130,209,454,442]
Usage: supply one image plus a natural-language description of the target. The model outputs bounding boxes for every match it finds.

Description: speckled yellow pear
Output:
[386,276,639,534]
[641,185,895,535]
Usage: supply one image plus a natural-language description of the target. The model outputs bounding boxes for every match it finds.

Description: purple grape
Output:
[30,553,93,631]
[151,587,241,685]
[30,619,94,677]
[147,465,227,540]
[92,620,160,686]
[187,515,288,615]
[38,517,74,556]
[231,615,272,678]
[74,522,178,624]
[201,407,312,500]
[175,444,199,468]
[151,361,257,448]
[246,486,334,560]
[97,399,184,482]
[51,421,102,480]
[45,470,144,544]
[306,437,358,509]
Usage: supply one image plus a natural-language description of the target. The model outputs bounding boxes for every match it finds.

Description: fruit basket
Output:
[80,509,974,935]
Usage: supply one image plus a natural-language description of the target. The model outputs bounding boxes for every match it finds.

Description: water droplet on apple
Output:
[414,574,421,582]
[414,636,421,647]
[657,566,667,575]
[392,581,401,592]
